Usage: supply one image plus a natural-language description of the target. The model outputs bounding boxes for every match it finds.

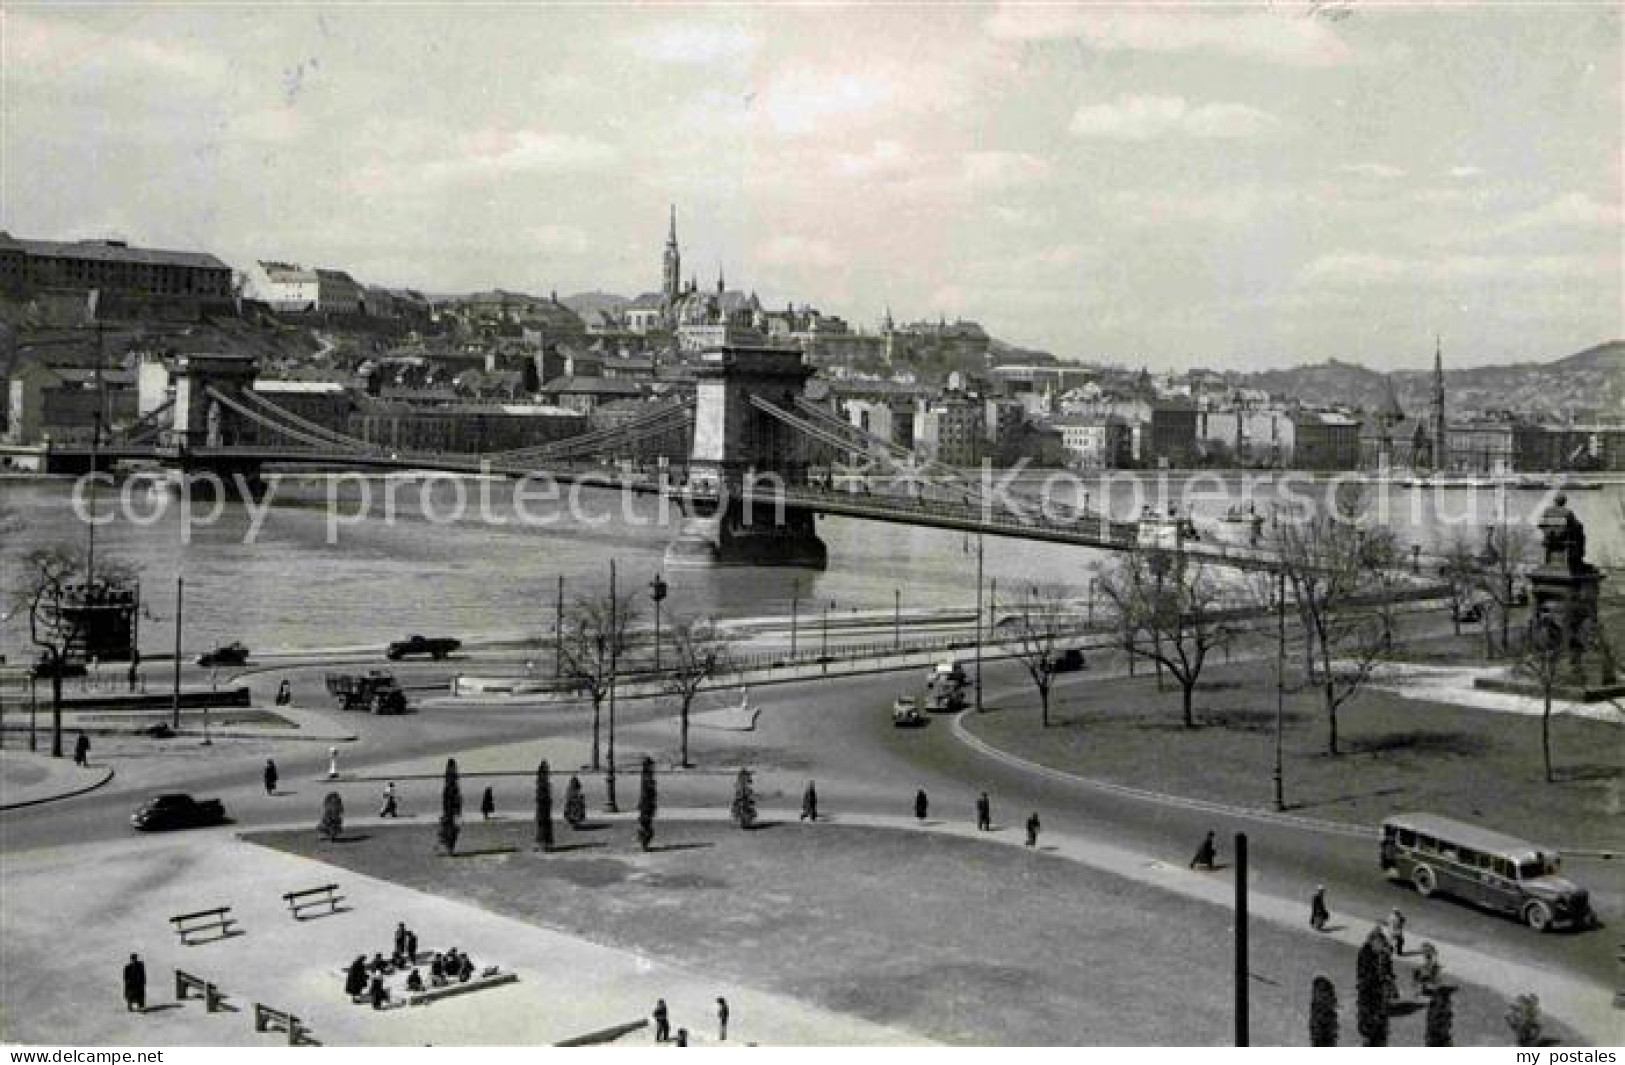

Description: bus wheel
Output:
[1522,901,1553,932]
[1412,865,1437,897]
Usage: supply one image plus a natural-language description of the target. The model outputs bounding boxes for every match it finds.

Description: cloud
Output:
[961,151,1050,190]
[1448,165,1485,179]
[455,129,618,176]
[985,5,1352,67]
[758,67,900,136]
[5,10,227,84]
[833,140,915,180]
[1337,162,1407,180]
[1069,96,1280,140]
[1502,193,1619,232]
[1299,252,1612,287]
[756,234,841,269]
[627,24,758,65]
[530,224,590,255]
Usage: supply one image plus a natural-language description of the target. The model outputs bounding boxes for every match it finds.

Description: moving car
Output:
[196,642,250,668]
[385,634,462,661]
[131,793,228,832]
[1380,813,1594,931]
[1052,647,1087,673]
[326,671,408,714]
[891,696,926,728]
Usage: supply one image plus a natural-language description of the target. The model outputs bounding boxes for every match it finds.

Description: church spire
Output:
[717,262,726,294]
[662,204,681,304]
[1430,334,1448,470]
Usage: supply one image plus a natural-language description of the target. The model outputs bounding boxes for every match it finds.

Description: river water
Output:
[2,472,1620,657]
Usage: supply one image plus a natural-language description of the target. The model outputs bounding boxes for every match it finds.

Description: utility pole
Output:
[790,578,799,657]
[171,576,184,730]
[893,589,900,650]
[554,575,564,680]
[1274,568,1286,812]
[650,573,667,672]
[606,560,618,812]
[974,534,984,713]
[1235,832,1250,1047]
[87,409,101,587]
[821,601,831,670]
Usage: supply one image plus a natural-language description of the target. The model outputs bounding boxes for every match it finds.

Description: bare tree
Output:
[1476,522,1536,659]
[556,588,638,772]
[1005,582,1073,728]
[12,547,131,758]
[1100,547,1236,728]
[1437,533,1481,638]
[1517,613,1566,783]
[662,616,728,768]
[1270,487,1402,756]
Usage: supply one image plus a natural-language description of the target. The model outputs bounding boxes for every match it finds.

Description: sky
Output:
[2,2,1620,371]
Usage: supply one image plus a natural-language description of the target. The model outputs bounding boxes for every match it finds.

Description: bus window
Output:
[1398,829,1415,847]
[1493,858,1514,879]
[1516,859,1545,880]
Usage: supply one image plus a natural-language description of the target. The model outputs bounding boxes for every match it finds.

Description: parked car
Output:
[892,696,927,728]
[385,634,462,661]
[196,642,250,668]
[131,793,227,832]
[31,656,87,680]
[1052,647,1087,673]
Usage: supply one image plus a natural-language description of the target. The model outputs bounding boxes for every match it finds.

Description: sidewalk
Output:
[0,747,113,809]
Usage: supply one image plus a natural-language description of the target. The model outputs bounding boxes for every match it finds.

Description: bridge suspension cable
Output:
[485,398,695,464]
[230,387,384,453]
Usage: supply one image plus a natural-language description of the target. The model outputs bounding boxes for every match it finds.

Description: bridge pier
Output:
[666,497,827,569]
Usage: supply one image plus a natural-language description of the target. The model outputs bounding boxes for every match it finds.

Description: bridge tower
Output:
[666,342,828,569]
[170,353,259,448]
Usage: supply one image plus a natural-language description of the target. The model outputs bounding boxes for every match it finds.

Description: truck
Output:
[324,671,408,714]
[385,634,462,661]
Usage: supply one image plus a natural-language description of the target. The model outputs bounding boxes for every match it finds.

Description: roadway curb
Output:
[949,710,1379,840]
[0,762,115,811]
[554,1018,650,1046]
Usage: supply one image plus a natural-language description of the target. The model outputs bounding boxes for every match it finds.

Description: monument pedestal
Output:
[1473,565,1622,701]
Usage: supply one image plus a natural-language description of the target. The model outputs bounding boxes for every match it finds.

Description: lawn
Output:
[967,659,1622,849]
[250,818,1568,1046]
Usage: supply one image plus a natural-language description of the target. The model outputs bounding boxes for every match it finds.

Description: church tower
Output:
[662,205,681,305]
[1430,335,1448,471]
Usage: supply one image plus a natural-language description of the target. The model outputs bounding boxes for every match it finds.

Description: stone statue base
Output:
[1472,565,1621,701]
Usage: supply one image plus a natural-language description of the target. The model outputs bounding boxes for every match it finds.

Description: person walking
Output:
[122,953,146,1012]
[127,654,141,694]
[480,785,495,820]
[1189,830,1217,870]
[1025,811,1040,847]
[975,792,992,831]
[394,922,409,960]
[800,781,818,822]
[73,733,90,767]
[653,998,670,1042]
[327,746,339,780]
[275,679,291,706]
[914,788,929,822]
[380,781,399,818]
[1310,885,1330,931]
[1387,908,1407,955]
[344,955,368,999]
[263,759,279,796]
[716,996,729,1041]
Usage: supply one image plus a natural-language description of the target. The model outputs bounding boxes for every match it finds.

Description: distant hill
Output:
[1227,342,1623,419]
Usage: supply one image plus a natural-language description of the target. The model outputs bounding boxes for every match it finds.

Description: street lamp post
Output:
[28,675,38,752]
[790,578,800,658]
[203,667,216,746]
[650,573,668,672]
[607,559,619,812]
[893,589,901,650]
[974,534,984,713]
[1273,568,1286,812]
[554,575,564,680]
[821,601,831,670]
[171,575,184,731]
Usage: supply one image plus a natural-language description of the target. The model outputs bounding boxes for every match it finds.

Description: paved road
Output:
[2,647,1614,1001]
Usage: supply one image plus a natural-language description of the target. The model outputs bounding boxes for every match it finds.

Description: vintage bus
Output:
[1379,813,1594,931]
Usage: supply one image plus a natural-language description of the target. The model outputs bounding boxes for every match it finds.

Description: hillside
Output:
[1230,342,1623,419]
[559,291,631,322]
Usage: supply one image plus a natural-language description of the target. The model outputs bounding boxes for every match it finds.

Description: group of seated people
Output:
[343,945,480,1009]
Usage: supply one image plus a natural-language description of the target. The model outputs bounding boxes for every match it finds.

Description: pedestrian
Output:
[914,788,929,822]
[122,952,146,1012]
[127,654,140,694]
[653,998,670,1042]
[480,785,495,820]
[800,781,818,822]
[394,922,408,959]
[1310,885,1330,931]
[1025,811,1040,847]
[1189,830,1217,870]
[369,973,386,1010]
[327,746,339,780]
[275,679,291,706]
[380,781,398,818]
[263,759,279,795]
[344,955,367,998]
[675,1028,688,1047]
[1412,941,1442,997]
[73,732,90,767]
[1388,908,1407,955]
[975,792,992,831]
[404,929,418,963]
[717,996,729,1041]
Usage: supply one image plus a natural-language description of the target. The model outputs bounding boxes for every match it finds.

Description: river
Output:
[2,472,1620,657]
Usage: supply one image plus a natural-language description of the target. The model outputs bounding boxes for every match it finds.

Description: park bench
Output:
[253,1002,310,1045]
[169,905,238,945]
[174,969,226,1012]
[407,968,518,1006]
[282,883,345,920]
